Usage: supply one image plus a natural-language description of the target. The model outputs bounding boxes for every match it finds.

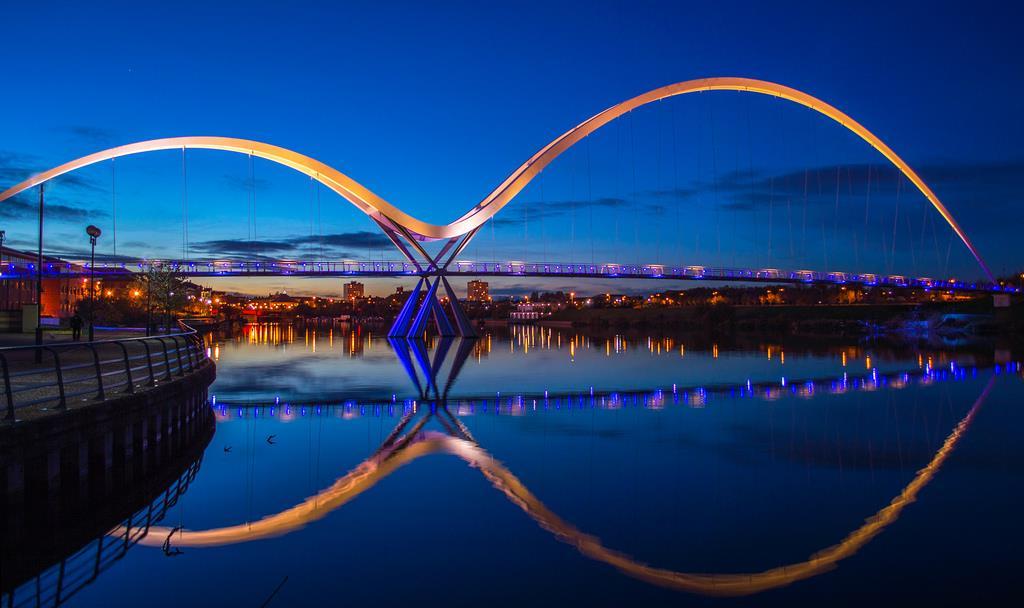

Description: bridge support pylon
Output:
[379,219,480,339]
[390,275,476,339]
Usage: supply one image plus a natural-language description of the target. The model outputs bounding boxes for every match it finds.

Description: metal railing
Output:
[0,322,210,421]
[1,258,1018,293]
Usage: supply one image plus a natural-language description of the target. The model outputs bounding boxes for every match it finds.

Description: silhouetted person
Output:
[70,314,83,341]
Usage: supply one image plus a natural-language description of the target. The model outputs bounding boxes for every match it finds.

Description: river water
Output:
[23,324,1024,606]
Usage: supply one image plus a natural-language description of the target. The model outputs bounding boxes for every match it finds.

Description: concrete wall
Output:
[0,363,216,533]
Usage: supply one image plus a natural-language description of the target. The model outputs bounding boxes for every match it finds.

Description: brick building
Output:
[0,247,134,324]
[343,280,365,301]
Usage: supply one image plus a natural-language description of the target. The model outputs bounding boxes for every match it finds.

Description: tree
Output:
[137,267,188,333]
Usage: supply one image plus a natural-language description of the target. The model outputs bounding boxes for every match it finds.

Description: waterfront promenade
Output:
[1,324,216,571]
[0,326,211,424]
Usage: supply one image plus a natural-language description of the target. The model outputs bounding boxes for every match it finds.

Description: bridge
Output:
[2,258,1011,293]
[0,77,1010,338]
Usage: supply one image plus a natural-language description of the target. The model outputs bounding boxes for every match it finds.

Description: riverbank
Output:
[537,301,1024,341]
[1,361,214,504]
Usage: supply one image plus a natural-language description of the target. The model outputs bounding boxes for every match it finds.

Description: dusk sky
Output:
[2,0,1021,296]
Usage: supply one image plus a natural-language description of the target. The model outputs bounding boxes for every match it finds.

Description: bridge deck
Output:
[1,259,1017,294]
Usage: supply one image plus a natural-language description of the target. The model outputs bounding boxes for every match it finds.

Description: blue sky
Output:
[1,0,1021,296]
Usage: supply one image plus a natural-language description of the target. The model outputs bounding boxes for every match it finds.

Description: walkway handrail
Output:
[1,259,1014,294]
[0,322,211,422]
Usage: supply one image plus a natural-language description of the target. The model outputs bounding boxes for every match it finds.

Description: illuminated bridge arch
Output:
[0,136,427,239]
[0,77,993,280]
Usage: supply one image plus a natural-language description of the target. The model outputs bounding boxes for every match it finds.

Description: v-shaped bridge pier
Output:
[379,221,478,338]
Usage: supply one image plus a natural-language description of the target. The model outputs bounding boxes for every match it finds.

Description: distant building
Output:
[386,285,407,306]
[344,280,365,301]
[0,246,131,321]
[509,302,553,321]
[220,293,248,307]
[467,280,490,302]
[245,292,300,314]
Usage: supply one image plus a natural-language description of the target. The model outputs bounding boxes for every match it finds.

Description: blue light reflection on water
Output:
[58,326,1024,606]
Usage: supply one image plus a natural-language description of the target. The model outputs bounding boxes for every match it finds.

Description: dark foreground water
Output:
[13,324,1024,606]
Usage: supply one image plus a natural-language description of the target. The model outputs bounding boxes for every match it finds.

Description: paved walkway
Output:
[0,328,149,348]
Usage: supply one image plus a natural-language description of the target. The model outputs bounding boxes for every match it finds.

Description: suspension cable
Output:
[569,139,576,264]
[833,165,841,264]
[890,173,902,273]
[317,177,323,262]
[778,102,794,260]
[730,101,739,268]
[905,200,917,275]
[768,172,775,268]
[929,205,943,272]
[247,154,253,242]
[810,117,827,269]
[249,153,257,242]
[181,147,188,261]
[655,101,663,265]
[630,110,639,264]
[847,164,856,265]
[943,226,954,277]
[539,169,547,263]
[309,176,316,261]
[744,95,755,265]
[111,158,117,257]
[523,183,528,262]
[706,93,721,262]
[694,99,703,260]
[587,135,594,266]
[802,168,809,260]
[850,166,859,269]
[863,164,873,269]
[671,95,681,265]
[613,111,622,260]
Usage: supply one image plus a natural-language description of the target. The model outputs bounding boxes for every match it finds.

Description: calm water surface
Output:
[40,325,1024,605]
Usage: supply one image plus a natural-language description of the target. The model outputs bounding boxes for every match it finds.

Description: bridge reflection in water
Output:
[154,338,1009,597]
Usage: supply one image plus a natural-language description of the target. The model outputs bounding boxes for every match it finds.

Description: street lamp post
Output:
[35,186,44,362]
[146,272,153,336]
[0,229,6,316]
[86,225,102,341]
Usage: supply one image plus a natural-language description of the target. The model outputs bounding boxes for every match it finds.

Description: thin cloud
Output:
[55,125,117,145]
[0,150,102,193]
[646,186,699,200]
[190,239,295,257]
[189,231,391,259]
[493,196,636,227]
[291,231,391,249]
[713,161,1024,213]
[0,196,107,222]
[223,174,274,192]
[41,248,150,263]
